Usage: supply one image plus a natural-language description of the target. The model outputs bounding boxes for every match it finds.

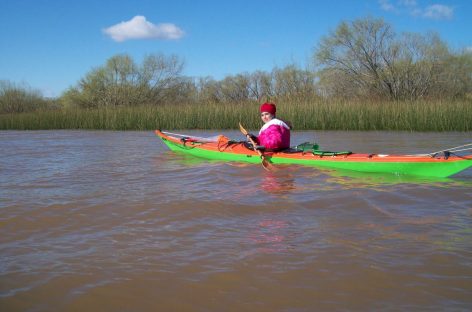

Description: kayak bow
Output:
[155,130,472,178]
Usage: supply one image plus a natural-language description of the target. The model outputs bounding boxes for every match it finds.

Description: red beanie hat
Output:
[260,102,276,115]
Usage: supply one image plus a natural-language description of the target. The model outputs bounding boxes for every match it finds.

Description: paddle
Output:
[239,122,274,171]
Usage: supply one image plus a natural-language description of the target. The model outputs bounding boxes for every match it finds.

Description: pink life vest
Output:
[257,118,291,150]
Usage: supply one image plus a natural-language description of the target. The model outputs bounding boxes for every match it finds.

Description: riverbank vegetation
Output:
[1,17,471,131]
[2,98,470,131]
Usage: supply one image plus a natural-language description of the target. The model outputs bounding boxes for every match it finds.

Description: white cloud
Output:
[103,15,184,42]
[423,4,454,20]
[379,1,454,20]
[379,0,396,12]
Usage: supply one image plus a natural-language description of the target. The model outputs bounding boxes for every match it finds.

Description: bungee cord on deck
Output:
[407,143,472,158]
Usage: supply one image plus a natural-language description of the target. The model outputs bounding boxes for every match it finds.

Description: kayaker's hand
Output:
[254,145,265,151]
[246,133,257,141]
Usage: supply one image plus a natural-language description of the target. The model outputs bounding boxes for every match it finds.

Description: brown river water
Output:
[1,130,472,311]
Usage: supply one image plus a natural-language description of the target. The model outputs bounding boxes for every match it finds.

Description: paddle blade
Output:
[238,122,249,136]
[261,158,275,171]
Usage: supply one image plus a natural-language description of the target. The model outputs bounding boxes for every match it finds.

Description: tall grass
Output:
[283,98,472,131]
[0,99,470,131]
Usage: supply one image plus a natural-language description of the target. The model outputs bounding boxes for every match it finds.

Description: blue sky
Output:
[1,0,470,97]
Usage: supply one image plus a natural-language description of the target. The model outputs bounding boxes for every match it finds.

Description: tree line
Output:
[315,17,472,100]
[0,81,58,113]
[1,16,471,114]
[58,55,318,108]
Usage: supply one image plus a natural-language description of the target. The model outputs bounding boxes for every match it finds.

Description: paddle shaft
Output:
[238,123,273,170]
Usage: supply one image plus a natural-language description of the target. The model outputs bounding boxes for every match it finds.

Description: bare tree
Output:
[0,80,49,113]
[314,16,464,100]
[139,53,185,104]
[315,17,397,99]
[62,53,185,108]
[273,65,317,99]
[247,71,274,101]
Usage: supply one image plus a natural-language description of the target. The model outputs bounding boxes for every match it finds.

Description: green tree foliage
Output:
[0,81,52,113]
[437,50,472,98]
[194,65,318,103]
[314,16,471,100]
[61,53,186,108]
[59,58,315,106]
[272,65,317,100]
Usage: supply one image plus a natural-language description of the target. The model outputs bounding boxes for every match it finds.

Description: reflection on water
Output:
[1,130,472,311]
[260,170,296,195]
[324,167,467,187]
[164,148,472,193]
[247,219,292,255]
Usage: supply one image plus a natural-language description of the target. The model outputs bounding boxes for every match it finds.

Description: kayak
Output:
[155,130,472,178]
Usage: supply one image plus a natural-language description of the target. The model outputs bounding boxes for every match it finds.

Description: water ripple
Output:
[1,130,472,310]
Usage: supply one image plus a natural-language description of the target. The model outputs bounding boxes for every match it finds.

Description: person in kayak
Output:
[246,102,291,151]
